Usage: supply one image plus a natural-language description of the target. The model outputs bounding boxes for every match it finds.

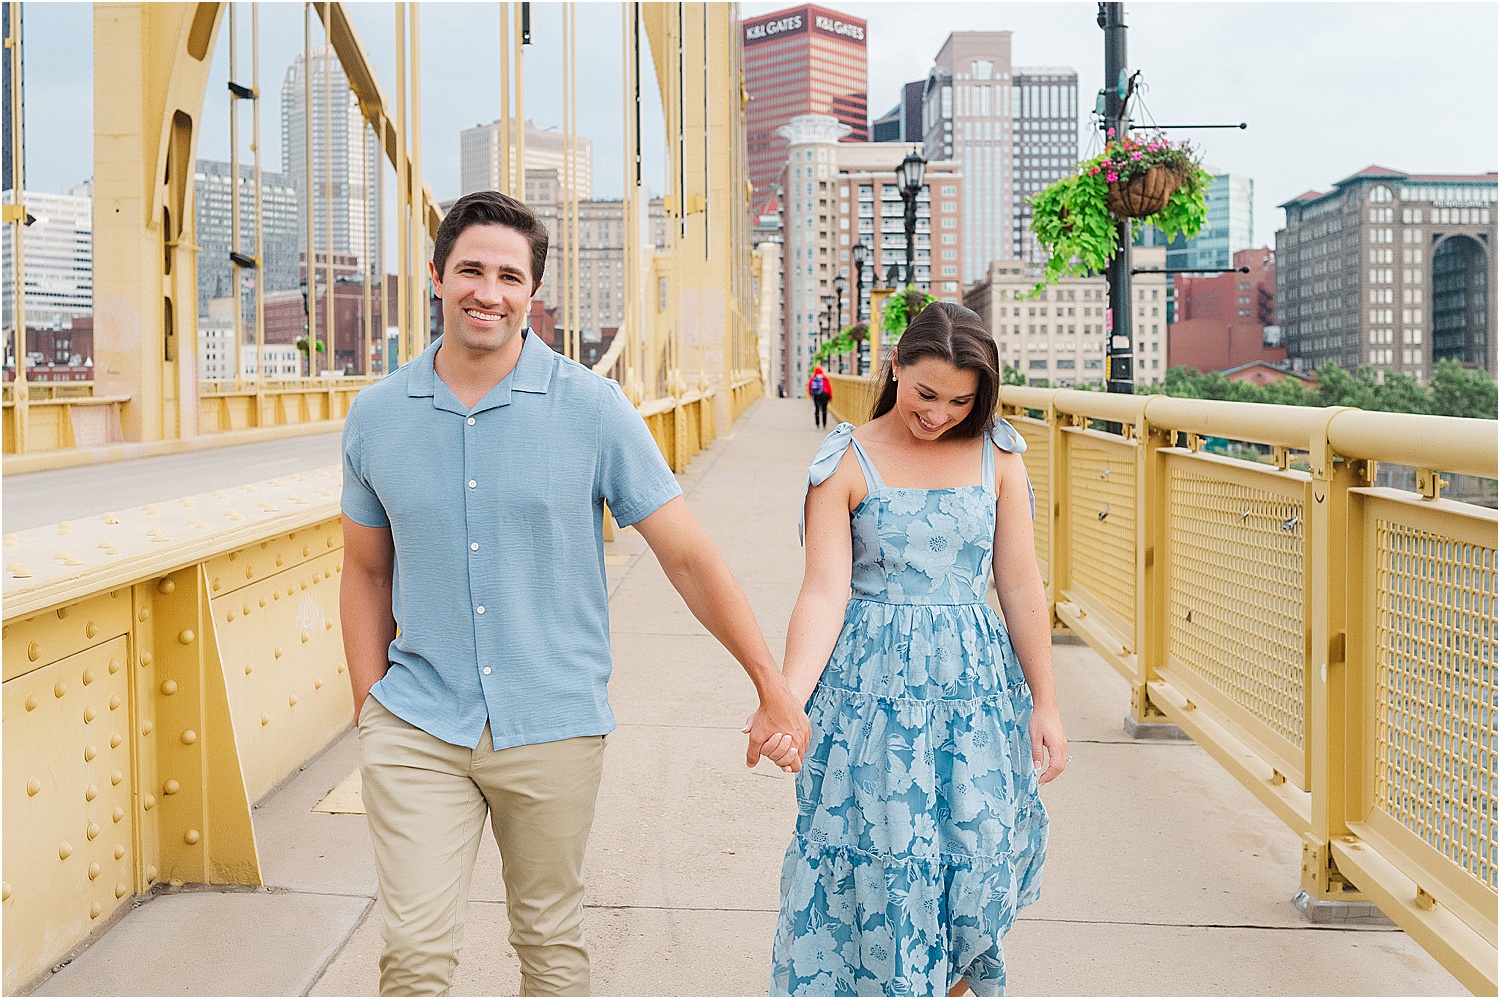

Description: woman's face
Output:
[891,354,979,441]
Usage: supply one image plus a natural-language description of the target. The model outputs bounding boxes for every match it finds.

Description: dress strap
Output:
[800,422,856,546]
[986,418,1036,519]
[847,438,887,492]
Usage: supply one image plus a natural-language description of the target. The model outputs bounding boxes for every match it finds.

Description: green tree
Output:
[1430,358,1499,419]
[1002,364,1026,387]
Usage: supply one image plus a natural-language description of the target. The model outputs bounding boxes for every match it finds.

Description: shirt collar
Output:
[406,330,557,414]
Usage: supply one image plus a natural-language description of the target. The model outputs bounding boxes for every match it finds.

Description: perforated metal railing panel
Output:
[1066,433,1135,627]
[1373,517,1497,891]
[1167,459,1307,770]
[1014,420,1050,581]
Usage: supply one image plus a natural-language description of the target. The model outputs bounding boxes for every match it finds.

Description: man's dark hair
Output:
[431,191,549,288]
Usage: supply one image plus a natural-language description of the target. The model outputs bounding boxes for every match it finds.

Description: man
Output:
[340,191,807,997]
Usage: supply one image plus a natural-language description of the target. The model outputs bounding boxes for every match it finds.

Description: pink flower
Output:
[1132,151,1143,160]
[1100,159,1112,168]
[1106,172,1119,182]
[1088,166,1099,175]
[1107,128,1116,137]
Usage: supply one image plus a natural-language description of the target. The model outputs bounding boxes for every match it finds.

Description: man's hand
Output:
[741,678,811,772]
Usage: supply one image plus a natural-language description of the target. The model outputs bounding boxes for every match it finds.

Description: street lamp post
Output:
[832,273,847,373]
[852,241,869,374]
[898,152,927,288]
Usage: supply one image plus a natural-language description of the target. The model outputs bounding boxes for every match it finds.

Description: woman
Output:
[808,365,834,428]
[766,302,1065,997]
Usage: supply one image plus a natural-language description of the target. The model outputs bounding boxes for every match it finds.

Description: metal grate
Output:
[1373,520,1497,890]
[1016,422,1050,579]
[1068,438,1136,626]
[1168,465,1306,754]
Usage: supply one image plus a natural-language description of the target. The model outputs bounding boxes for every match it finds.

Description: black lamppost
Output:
[852,241,869,374]
[832,273,847,373]
[898,151,927,288]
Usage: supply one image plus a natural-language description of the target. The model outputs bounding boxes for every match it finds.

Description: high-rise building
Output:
[1011,68,1079,266]
[2,189,92,336]
[1141,170,1254,273]
[458,119,593,202]
[193,159,301,318]
[964,248,1168,389]
[872,81,924,143]
[1277,165,1497,381]
[777,114,962,395]
[743,5,868,207]
[922,33,1078,281]
[280,46,381,272]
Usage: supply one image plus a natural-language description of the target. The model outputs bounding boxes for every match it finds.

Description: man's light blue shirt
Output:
[341,332,682,750]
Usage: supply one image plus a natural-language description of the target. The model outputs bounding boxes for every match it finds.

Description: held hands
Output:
[742,678,812,773]
[1030,704,1069,785]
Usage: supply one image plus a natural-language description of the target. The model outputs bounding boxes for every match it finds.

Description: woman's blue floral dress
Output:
[771,421,1048,997]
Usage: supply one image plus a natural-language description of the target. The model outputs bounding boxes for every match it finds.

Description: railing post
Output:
[1128,413,1178,734]
[1298,408,1373,914]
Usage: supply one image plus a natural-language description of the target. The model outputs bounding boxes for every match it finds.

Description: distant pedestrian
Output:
[807,365,832,428]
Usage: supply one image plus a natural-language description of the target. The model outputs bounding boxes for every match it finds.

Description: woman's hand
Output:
[1030,704,1069,785]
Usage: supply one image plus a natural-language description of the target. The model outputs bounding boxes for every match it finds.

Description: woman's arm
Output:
[992,449,1068,784]
[781,452,858,705]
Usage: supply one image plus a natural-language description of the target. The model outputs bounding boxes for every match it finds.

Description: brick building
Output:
[1168,248,1285,373]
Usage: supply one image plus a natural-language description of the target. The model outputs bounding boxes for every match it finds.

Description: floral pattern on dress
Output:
[775,423,1048,997]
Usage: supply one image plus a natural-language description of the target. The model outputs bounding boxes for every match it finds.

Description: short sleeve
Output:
[595,380,683,527]
[988,418,1036,521]
[340,395,390,528]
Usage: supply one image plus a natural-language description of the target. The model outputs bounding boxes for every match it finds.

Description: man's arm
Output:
[340,515,397,725]
[632,496,811,770]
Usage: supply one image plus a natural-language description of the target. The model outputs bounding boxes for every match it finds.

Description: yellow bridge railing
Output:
[828,371,1498,996]
[195,377,378,435]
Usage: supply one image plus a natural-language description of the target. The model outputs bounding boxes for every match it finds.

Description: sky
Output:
[17,1,1500,253]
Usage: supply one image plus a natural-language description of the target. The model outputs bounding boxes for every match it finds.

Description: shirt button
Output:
[483,667,492,676]
[470,542,479,551]
[467,417,476,426]
[468,479,477,488]
[476,605,485,615]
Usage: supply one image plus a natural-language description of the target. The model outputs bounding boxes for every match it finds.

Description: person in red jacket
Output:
[807,365,833,428]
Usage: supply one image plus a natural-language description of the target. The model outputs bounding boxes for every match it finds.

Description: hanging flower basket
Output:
[1026,129,1212,292]
[1105,165,1182,219]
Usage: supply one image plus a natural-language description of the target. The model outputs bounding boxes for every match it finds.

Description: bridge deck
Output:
[21,399,1460,996]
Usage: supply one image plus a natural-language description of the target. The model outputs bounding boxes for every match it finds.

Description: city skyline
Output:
[13,3,1495,258]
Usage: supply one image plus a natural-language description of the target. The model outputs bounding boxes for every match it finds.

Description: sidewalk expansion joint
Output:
[1018,914,1405,934]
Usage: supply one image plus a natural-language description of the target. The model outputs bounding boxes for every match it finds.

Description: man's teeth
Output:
[466,309,503,321]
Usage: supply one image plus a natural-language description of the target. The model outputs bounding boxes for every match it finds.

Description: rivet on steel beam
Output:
[143,794,155,811]
[137,607,150,622]
[180,497,196,508]
[111,770,123,786]
[107,655,118,673]
[88,862,100,880]
[178,630,195,646]
[110,732,122,749]
[289,695,298,707]
[286,585,295,597]
[143,505,158,515]
[336,562,342,572]
[145,864,158,880]
[164,779,181,795]
[184,829,201,845]
[181,730,198,745]
[301,631,311,644]
[140,652,153,667]
[88,621,100,639]
[212,577,222,591]
[85,784,98,801]
[258,597,267,608]
[242,602,252,616]
[246,565,255,579]
[1,882,9,901]
[141,720,154,735]
[115,844,126,860]
[261,713,270,726]
[245,663,254,675]
[214,490,229,500]
[274,646,283,659]
[156,578,175,594]
[327,536,335,548]
[273,590,282,601]
[226,509,244,521]
[260,501,279,512]
[275,554,284,567]
[109,693,121,710]
[57,606,69,619]
[161,680,178,696]
[57,521,73,535]
[325,568,333,579]
[26,776,41,796]
[59,841,73,860]
[54,680,67,698]
[7,562,33,577]
[299,579,308,591]
[116,882,128,898]
[84,744,97,762]
[227,610,236,622]
[83,668,96,685]
[314,678,323,690]
[2,533,16,547]
[90,902,103,919]
[268,478,284,487]
[86,822,100,841]
[113,807,124,823]
[25,694,39,711]
[302,545,311,557]
[228,552,238,562]
[30,642,41,662]
[102,513,118,525]
[84,706,97,724]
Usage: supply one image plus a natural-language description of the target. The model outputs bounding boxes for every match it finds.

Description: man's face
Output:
[429,223,539,356]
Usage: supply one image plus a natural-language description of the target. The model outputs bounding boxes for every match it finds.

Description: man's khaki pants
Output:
[358,697,605,997]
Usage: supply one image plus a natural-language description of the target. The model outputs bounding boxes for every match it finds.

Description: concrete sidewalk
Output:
[26,399,1462,996]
